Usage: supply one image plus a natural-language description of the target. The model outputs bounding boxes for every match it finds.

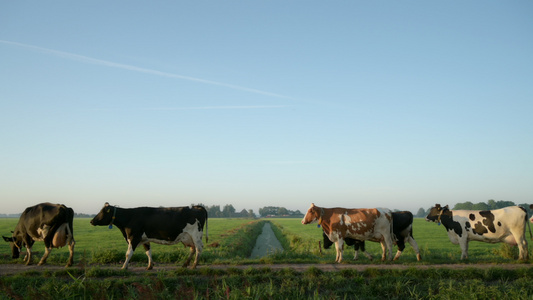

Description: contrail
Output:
[143,105,291,111]
[0,40,293,99]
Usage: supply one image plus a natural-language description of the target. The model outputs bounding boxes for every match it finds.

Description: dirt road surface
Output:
[1,261,531,276]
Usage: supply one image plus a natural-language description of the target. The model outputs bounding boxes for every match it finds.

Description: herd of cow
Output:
[2,202,533,270]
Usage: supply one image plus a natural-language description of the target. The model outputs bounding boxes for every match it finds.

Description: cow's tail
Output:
[203,206,208,243]
[526,207,533,241]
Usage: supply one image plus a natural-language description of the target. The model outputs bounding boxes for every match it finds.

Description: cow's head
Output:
[2,233,22,259]
[301,203,322,225]
[425,204,449,224]
[90,203,116,226]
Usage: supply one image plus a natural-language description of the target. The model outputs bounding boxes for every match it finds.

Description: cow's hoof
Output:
[416,254,422,261]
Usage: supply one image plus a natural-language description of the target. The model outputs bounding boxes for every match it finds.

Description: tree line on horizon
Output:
[0,204,302,219]
[201,204,303,218]
[3,200,529,219]
[414,199,532,218]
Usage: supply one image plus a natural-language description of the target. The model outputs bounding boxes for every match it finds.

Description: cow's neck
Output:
[438,210,454,229]
[109,207,128,229]
[321,223,332,236]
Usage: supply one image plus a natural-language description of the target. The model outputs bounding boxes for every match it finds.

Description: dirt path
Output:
[0,262,530,276]
[250,222,284,259]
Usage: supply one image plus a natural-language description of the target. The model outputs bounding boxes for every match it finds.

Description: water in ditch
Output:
[250,222,284,258]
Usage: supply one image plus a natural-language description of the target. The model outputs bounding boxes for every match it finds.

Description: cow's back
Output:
[128,207,205,241]
[453,206,527,241]
[327,207,391,241]
[392,211,413,231]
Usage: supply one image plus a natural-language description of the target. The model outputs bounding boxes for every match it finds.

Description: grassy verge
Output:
[2,266,533,299]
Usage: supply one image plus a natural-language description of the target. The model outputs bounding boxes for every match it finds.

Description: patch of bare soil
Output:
[0,262,529,276]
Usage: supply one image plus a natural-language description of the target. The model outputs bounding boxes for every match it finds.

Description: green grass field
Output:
[0,218,265,266]
[1,217,531,266]
[2,217,533,299]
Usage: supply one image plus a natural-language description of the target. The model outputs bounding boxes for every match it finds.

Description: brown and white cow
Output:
[90,203,208,270]
[323,211,421,261]
[302,203,394,263]
[2,203,75,267]
[426,204,529,260]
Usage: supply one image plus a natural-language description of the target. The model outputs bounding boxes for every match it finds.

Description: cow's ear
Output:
[435,204,441,209]
[445,205,449,210]
[2,236,14,243]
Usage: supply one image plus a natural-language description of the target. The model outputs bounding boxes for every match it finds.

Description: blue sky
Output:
[1,1,532,215]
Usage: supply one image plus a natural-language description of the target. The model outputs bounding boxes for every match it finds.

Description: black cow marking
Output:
[498,221,502,227]
[469,214,475,221]
[479,211,496,233]
[473,222,489,235]
[444,214,463,237]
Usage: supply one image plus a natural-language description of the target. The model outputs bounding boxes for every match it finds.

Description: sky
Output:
[1,1,532,215]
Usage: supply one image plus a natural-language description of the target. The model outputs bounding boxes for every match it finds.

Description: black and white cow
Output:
[90,203,208,270]
[322,211,421,261]
[2,203,75,267]
[426,204,529,260]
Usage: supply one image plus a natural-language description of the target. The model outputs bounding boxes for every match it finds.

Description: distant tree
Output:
[453,200,517,211]
[207,205,222,218]
[291,210,303,216]
[472,202,489,210]
[259,206,278,217]
[247,209,256,218]
[415,208,427,218]
[494,200,515,209]
[222,204,236,217]
[277,207,288,216]
[453,201,474,210]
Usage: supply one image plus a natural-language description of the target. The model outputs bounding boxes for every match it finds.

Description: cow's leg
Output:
[122,239,138,270]
[353,249,359,260]
[381,234,394,261]
[38,246,52,266]
[353,242,360,260]
[182,246,195,268]
[393,239,406,261]
[357,240,373,260]
[407,236,422,261]
[363,251,373,260]
[334,239,344,263]
[190,235,203,269]
[459,239,469,260]
[65,225,75,267]
[380,242,387,261]
[512,231,528,260]
[24,246,32,265]
[23,238,34,265]
[39,232,56,266]
[142,243,154,270]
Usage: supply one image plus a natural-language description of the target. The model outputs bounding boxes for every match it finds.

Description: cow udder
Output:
[52,223,68,248]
